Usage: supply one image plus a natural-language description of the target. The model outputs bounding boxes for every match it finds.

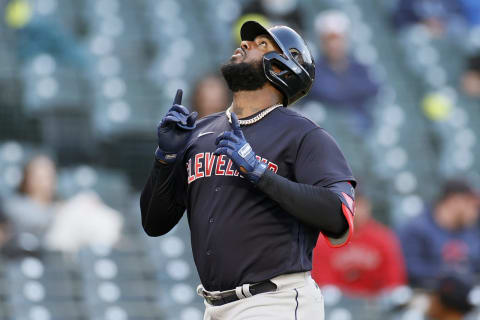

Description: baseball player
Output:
[141,21,356,319]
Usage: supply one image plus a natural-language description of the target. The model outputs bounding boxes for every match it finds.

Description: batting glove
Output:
[156,89,198,164]
[214,112,267,184]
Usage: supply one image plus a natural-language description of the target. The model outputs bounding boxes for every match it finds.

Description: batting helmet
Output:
[240,20,315,106]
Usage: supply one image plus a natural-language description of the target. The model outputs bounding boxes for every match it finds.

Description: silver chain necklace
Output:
[225,104,282,126]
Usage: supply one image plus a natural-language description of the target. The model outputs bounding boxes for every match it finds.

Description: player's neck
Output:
[231,86,282,118]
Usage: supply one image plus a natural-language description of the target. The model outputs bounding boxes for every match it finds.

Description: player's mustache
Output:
[234,47,247,57]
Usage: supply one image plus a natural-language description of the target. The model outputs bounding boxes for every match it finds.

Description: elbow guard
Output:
[321,181,355,247]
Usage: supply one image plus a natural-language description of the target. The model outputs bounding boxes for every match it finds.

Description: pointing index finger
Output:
[173,89,183,105]
[230,112,242,135]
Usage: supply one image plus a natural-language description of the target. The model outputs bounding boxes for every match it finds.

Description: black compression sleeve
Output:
[256,170,348,237]
[140,160,186,236]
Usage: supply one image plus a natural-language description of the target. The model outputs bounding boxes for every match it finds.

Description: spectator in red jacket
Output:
[312,192,406,297]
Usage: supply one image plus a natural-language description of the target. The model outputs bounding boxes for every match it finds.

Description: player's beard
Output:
[220,59,268,92]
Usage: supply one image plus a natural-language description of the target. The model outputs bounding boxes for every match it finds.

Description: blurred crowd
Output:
[313,179,480,319]
[1,160,478,318]
[0,155,123,258]
[1,0,480,319]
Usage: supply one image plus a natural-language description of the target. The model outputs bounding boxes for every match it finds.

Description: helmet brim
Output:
[240,21,290,65]
[241,21,272,42]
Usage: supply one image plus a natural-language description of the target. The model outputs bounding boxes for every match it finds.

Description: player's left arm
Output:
[214,113,355,242]
[257,171,354,241]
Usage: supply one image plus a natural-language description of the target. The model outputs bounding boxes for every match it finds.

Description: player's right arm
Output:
[140,162,185,236]
[140,89,197,236]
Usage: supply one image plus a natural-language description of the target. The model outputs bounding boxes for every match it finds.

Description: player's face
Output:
[221,35,280,92]
[231,35,281,64]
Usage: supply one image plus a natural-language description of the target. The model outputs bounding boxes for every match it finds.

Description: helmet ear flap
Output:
[263,51,307,106]
[270,62,290,77]
[263,52,290,103]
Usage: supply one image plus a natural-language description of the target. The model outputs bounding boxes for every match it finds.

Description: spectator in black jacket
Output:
[427,272,476,320]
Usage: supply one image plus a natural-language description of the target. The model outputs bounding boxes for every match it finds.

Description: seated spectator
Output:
[191,74,230,118]
[309,10,379,133]
[3,155,57,255]
[427,272,476,320]
[461,52,480,98]
[3,155,123,255]
[312,192,406,297]
[45,191,123,253]
[392,0,466,36]
[398,179,480,289]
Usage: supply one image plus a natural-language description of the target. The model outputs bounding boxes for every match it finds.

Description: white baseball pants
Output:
[199,271,324,320]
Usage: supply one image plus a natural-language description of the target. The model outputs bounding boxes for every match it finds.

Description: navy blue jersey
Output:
[166,107,355,291]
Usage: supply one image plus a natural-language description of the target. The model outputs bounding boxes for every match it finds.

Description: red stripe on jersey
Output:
[341,192,354,214]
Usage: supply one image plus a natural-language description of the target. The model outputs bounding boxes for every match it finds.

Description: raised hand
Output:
[159,90,197,130]
[156,89,198,164]
[214,112,267,184]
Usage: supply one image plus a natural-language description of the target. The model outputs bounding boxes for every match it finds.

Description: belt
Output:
[200,280,278,306]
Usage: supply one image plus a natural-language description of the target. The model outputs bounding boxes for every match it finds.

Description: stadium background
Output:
[0,0,479,319]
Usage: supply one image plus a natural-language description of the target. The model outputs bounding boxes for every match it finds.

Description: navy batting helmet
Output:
[240,20,315,106]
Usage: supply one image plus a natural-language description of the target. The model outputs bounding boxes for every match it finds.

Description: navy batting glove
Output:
[214,112,267,184]
[156,89,198,164]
